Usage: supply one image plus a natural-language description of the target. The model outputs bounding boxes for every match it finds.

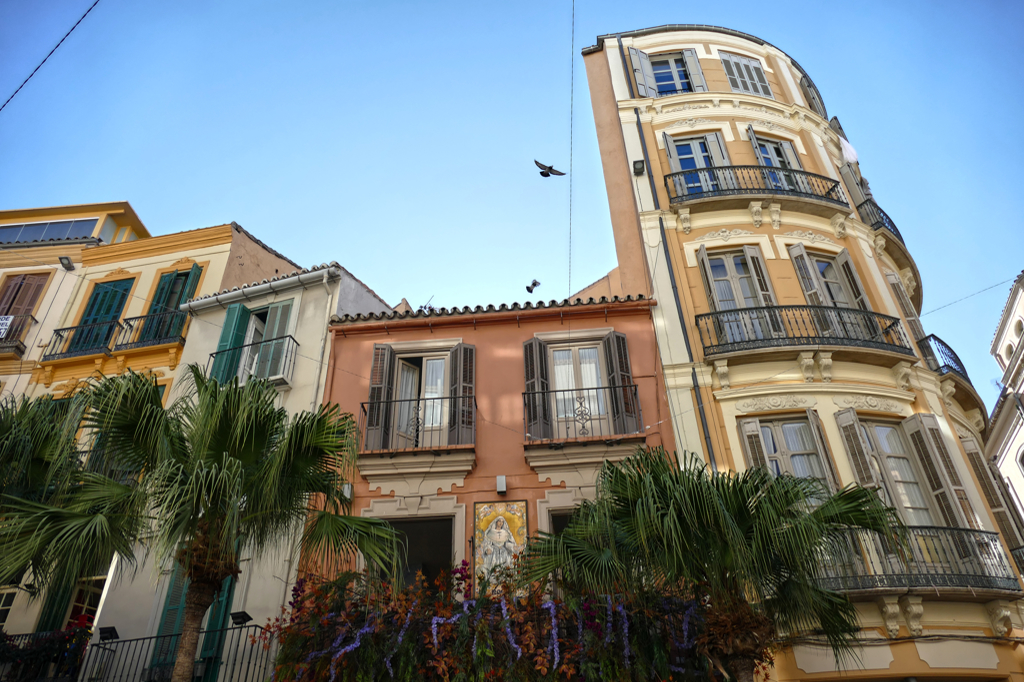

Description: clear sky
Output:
[1,0,1022,409]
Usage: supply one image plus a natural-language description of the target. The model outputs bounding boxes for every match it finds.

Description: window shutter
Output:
[80,279,133,326]
[886,272,925,340]
[257,300,293,379]
[992,462,1024,548]
[720,54,743,92]
[447,343,476,446]
[7,274,46,317]
[960,436,1024,546]
[741,245,777,307]
[210,303,251,383]
[0,275,24,314]
[806,408,840,490]
[365,344,397,450]
[799,76,827,118]
[779,141,803,170]
[747,124,764,165]
[839,163,866,207]
[835,248,872,312]
[902,414,968,529]
[696,244,721,311]
[747,58,773,98]
[523,338,552,440]
[787,243,828,306]
[150,272,177,313]
[663,133,682,172]
[705,132,731,165]
[180,264,203,304]
[738,418,768,471]
[681,49,707,92]
[199,575,236,663]
[628,47,655,98]
[834,408,879,487]
[152,565,189,665]
[602,331,638,435]
[35,582,75,633]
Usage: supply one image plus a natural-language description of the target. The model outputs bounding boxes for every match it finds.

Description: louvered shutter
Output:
[365,344,397,450]
[835,249,871,312]
[70,279,133,353]
[198,575,236,672]
[35,582,75,633]
[834,408,879,487]
[902,414,970,529]
[779,141,803,170]
[180,264,203,303]
[0,275,24,314]
[787,243,829,307]
[663,133,682,172]
[747,124,764,165]
[839,163,866,207]
[747,57,773,98]
[447,343,476,446]
[141,272,178,342]
[741,246,776,307]
[696,245,721,311]
[992,464,1024,549]
[799,76,827,118]
[960,436,1024,546]
[807,408,841,490]
[523,338,552,440]
[210,303,251,383]
[8,275,45,316]
[257,300,292,379]
[150,272,177,312]
[885,272,925,340]
[152,565,189,665]
[681,49,707,92]
[705,132,735,190]
[628,47,655,98]
[738,418,769,471]
[602,331,637,435]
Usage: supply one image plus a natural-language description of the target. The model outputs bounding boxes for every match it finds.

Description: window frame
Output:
[860,419,937,527]
[758,416,831,487]
[719,51,774,99]
[649,52,695,96]
[0,589,16,628]
[63,576,106,629]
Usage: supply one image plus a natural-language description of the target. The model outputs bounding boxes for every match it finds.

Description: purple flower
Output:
[616,603,630,668]
[385,599,417,678]
[543,600,559,668]
[500,598,522,660]
[604,596,613,645]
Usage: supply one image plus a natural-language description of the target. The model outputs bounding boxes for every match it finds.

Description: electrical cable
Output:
[920,278,1013,317]
[0,0,101,115]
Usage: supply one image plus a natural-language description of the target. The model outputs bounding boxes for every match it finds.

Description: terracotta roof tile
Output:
[332,294,648,324]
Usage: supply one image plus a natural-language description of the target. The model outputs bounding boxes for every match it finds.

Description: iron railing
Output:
[695,305,914,357]
[522,385,643,442]
[919,334,972,387]
[817,526,1020,593]
[207,336,299,387]
[1012,546,1024,575]
[0,314,35,356]
[664,165,848,207]
[359,395,476,453]
[0,629,91,682]
[856,198,905,246]
[42,321,123,361]
[113,312,188,351]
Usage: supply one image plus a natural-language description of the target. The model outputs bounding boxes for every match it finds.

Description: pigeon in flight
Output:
[534,160,565,177]
[526,279,540,293]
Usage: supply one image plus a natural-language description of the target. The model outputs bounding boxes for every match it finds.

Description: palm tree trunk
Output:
[171,581,217,682]
[725,657,756,682]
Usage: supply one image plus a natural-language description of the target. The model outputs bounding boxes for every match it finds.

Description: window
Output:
[135,265,202,345]
[960,434,1024,548]
[720,52,773,98]
[549,510,574,536]
[696,245,779,344]
[0,274,47,345]
[523,332,638,441]
[628,47,707,98]
[663,133,732,197]
[886,272,925,341]
[863,423,934,526]
[787,244,871,310]
[0,590,15,628]
[1007,344,1015,362]
[798,75,827,119]
[210,301,298,386]
[0,219,97,245]
[738,410,836,490]
[1015,320,1023,338]
[365,343,475,451]
[745,126,808,194]
[65,577,105,628]
[388,518,453,588]
[65,279,133,355]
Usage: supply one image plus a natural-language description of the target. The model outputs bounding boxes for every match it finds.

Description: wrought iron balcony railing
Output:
[208,335,299,387]
[817,526,1020,594]
[856,198,905,246]
[114,310,189,351]
[41,320,123,361]
[664,165,848,207]
[360,395,477,453]
[695,305,915,357]
[0,314,34,356]
[919,334,973,387]
[1012,545,1024,575]
[522,384,643,442]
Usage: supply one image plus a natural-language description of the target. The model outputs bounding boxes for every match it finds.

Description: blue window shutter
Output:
[211,304,250,383]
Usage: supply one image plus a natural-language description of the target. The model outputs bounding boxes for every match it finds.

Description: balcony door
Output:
[696,245,779,346]
[746,125,809,194]
[68,279,133,353]
[550,345,608,439]
[240,299,292,381]
[663,132,731,198]
[393,356,447,449]
[139,264,201,342]
[788,244,876,340]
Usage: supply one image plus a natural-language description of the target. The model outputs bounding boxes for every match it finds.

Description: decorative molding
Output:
[798,352,815,383]
[783,230,834,245]
[748,202,763,229]
[768,203,781,230]
[986,600,1012,637]
[662,104,710,114]
[750,119,782,131]
[873,234,886,257]
[363,494,467,566]
[740,105,783,118]
[830,213,847,239]
[107,267,131,278]
[168,347,180,371]
[537,488,591,534]
[834,395,901,413]
[714,359,730,390]
[695,229,754,243]
[675,208,691,235]
[876,597,901,638]
[358,450,475,498]
[900,268,917,298]
[736,394,812,413]
[940,379,956,407]
[899,596,923,637]
[669,117,715,129]
[815,352,832,383]
[170,256,196,267]
[115,355,126,374]
[527,442,640,489]
[51,378,87,398]
[893,361,912,391]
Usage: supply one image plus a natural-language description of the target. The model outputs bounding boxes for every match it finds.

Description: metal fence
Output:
[695,305,914,357]
[919,334,973,387]
[664,165,848,207]
[0,629,90,682]
[817,526,1020,593]
[856,198,905,246]
[207,336,299,387]
[114,312,188,351]
[359,395,476,453]
[522,385,642,442]
[0,314,35,355]
[42,322,123,361]
[1012,545,1024,575]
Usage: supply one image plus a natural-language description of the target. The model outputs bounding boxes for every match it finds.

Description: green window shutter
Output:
[255,300,293,379]
[35,583,74,632]
[80,279,133,326]
[180,264,203,304]
[198,575,236,674]
[150,272,177,313]
[152,565,189,666]
[211,303,251,383]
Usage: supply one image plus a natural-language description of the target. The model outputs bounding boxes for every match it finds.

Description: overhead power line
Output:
[0,0,101,115]
[920,278,1014,317]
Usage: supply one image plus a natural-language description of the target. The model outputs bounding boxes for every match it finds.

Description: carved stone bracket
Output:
[874,234,886,257]
[42,366,54,387]
[736,394,812,413]
[675,208,691,235]
[940,379,956,407]
[830,213,847,239]
[892,361,912,391]
[714,360,730,390]
[876,596,901,638]
[899,595,923,636]
[987,600,1012,637]
[901,268,917,298]
[115,355,126,374]
[749,202,763,229]
[815,352,832,383]
[798,352,816,383]
[168,347,180,371]
[768,203,781,230]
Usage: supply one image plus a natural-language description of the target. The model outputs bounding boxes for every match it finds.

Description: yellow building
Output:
[580,24,1024,681]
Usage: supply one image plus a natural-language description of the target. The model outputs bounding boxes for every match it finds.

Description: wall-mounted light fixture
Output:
[99,626,120,642]
[342,482,353,500]
[632,160,646,176]
[496,475,507,495]
[58,256,75,271]
[230,611,253,626]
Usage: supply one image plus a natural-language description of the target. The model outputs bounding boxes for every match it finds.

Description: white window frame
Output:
[720,52,773,99]
[861,420,937,527]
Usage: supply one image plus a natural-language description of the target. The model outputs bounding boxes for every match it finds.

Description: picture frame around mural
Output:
[473,500,528,583]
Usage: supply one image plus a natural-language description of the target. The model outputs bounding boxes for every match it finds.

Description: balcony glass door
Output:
[252,300,292,380]
[708,253,767,344]
[68,279,132,354]
[393,357,446,449]
[673,138,717,196]
[551,346,608,439]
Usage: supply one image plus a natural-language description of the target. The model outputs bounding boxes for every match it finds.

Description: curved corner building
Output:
[578,24,1024,679]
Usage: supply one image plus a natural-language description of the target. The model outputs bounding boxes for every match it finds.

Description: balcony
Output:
[208,336,299,388]
[359,395,476,454]
[695,306,915,360]
[1012,545,1024,574]
[113,311,189,351]
[818,526,1021,595]
[522,385,644,444]
[0,314,35,358]
[664,165,848,214]
[41,320,122,361]
[919,334,971,386]
[856,198,904,246]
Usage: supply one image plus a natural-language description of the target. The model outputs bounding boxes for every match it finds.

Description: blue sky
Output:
[1,0,1022,409]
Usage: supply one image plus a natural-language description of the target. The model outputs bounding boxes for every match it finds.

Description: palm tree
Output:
[522,447,904,682]
[0,366,399,682]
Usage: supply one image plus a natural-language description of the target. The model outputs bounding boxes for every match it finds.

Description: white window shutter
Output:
[787,243,828,306]
[886,272,925,340]
[834,408,879,488]
[629,47,653,98]
[682,49,707,92]
[741,245,777,307]
[747,124,763,165]
[705,132,731,165]
[839,163,867,207]
[696,244,721,311]
[806,408,840,491]
[779,141,803,170]
[663,132,682,172]
[738,418,769,471]
[835,248,872,312]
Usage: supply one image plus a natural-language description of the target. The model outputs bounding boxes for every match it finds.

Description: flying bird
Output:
[534,160,565,177]
[526,280,540,294]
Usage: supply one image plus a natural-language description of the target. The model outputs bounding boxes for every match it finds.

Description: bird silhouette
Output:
[534,160,565,177]
[526,280,540,293]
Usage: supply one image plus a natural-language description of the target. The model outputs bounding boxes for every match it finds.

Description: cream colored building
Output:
[580,24,1024,681]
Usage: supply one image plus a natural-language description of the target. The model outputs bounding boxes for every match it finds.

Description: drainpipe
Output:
[310,271,336,412]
